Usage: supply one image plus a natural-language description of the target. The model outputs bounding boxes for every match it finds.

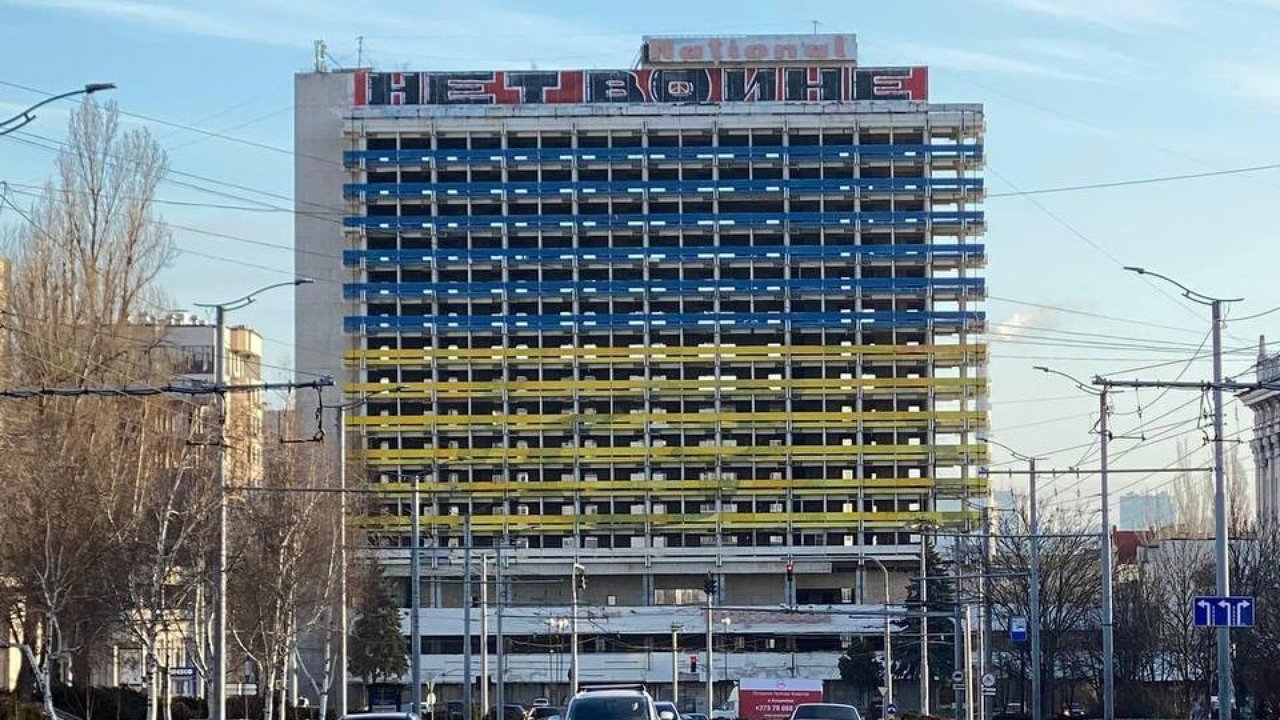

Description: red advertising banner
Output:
[353,66,927,106]
[740,678,825,720]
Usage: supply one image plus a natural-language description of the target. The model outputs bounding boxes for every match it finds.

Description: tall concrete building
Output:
[295,34,987,707]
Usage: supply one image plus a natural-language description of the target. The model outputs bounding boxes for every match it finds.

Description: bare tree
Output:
[989,504,1101,718]
[229,432,339,720]
[0,98,174,720]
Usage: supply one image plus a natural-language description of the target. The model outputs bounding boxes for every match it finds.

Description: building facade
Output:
[1243,336,1280,520]
[1117,492,1176,532]
[295,34,987,708]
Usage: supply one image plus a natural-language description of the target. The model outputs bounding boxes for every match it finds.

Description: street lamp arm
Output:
[979,435,1041,463]
[195,278,314,311]
[1123,266,1242,305]
[0,83,116,136]
[1033,365,1102,396]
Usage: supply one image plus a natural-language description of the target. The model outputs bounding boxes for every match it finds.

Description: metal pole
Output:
[953,544,964,720]
[481,554,489,720]
[496,546,505,720]
[571,564,581,695]
[920,534,930,716]
[464,520,474,717]
[706,588,714,717]
[964,606,974,720]
[1211,299,1233,720]
[337,408,349,716]
[671,624,680,705]
[213,305,228,720]
[411,481,422,715]
[1100,389,1115,720]
[882,563,893,708]
[981,507,993,720]
[1029,460,1042,720]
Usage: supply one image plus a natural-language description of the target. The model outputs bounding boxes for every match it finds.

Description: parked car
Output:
[531,707,565,720]
[566,685,659,720]
[789,704,862,720]
[486,705,528,720]
[655,702,681,720]
[342,714,420,720]
[684,714,709,720]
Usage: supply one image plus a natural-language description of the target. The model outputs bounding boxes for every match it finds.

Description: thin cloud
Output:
[892,42,1112,84]
[1204,59,1280,113]
[0,0,626,66]
[986,0,1190,31]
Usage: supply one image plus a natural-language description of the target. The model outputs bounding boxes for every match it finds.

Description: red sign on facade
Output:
[353,66,928,106]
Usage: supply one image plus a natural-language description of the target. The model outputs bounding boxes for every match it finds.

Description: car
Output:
[531,708,565,720]
[341,714,420,720]
[789,704,862,720]
[485,705,528,720]
[655,702,680,720]
[684,714,709,720]
[566,685,660,720]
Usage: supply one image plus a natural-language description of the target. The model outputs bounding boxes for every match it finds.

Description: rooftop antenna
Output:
[314,40,327,72]
[811,20,821,34]
[357,35,365,67]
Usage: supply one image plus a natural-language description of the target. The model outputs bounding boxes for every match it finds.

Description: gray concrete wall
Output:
[294,71,354,458]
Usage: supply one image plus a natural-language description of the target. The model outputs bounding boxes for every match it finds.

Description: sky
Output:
[3,0,1280,516]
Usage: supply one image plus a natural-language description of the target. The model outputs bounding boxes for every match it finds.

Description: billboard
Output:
[353,66,928,106]
[740,678,825,720]
[643,34,857,65]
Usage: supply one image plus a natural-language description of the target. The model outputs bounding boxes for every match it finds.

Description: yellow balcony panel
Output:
[352,509,980,532]
[349,410,987,431]
[364,443,989,466]
[344,376,988,399]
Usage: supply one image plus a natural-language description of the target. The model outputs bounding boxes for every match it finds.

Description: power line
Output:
[987,163,1280,199]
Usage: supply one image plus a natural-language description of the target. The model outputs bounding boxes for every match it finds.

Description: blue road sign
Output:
[886,703,898,718]
[1010,616,1028,642]
[1194,596,1254,628]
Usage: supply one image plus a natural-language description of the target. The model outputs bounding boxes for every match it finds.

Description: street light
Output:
[0,83,116,136]
[1033,365,1113,720]
[195,277,313,720]
[324,385,406,717]
[1122,266,1241,720]
[980,437,1043,720]
[854,555,892,708]
[570,563,586,694]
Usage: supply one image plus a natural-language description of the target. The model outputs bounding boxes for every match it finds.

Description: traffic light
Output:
[689,654,698,673]
[786,561,794,580]
[576,566,587,591]
[703,572,718,596]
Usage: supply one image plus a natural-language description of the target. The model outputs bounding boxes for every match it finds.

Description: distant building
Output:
[1242,336,1280,520]
[161,313,266,484]
[1117,492,1175,531]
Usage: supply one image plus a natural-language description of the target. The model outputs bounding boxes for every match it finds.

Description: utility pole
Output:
[1029,459,1042,720]
[212,305,228,720]
[481,554,489,720]
[1210,298,1232,720]
[464,520,474,717]
[671,623,681,705]
[1032,368,1115,720]
[411,480,422,715]
[980,507,992,720]
[1121,266,1240,720]
[336,408,348,717]
[919,535,929,716]
[1099,389,1115,720]
[705,573,716,716]
[196,279,312,720]
[571,563,585,695]
[496,546,505,720]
